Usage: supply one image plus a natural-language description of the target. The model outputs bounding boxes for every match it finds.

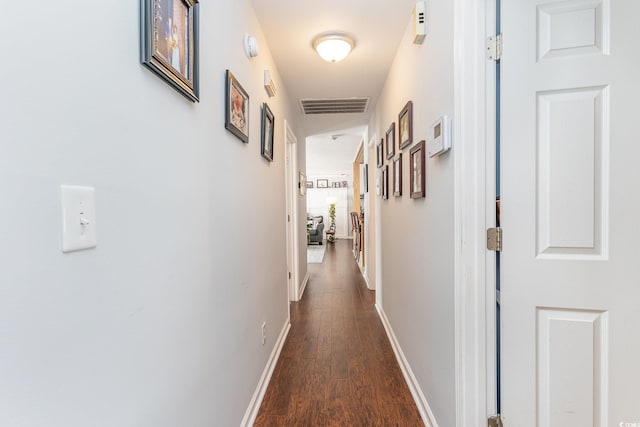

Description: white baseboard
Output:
[357,264,372,290]
[241,319,291,427]
[298,272,310,300]
[376,305,439,427]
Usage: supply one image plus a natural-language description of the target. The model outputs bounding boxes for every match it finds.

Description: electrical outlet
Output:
[261,322,267,345]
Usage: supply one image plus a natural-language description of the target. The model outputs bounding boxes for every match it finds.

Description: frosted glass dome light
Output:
[313,34,355,63]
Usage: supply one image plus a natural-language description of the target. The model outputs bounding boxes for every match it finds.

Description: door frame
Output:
[284,120,300,302]
[453,0,497,424]
[364,133,377,290]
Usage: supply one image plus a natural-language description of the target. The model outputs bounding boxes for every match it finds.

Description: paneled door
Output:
[500,1,640,425]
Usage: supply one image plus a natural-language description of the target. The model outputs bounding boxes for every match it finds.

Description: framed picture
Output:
[299,172,306,196]
[393,154,402,197]
[342,180,348,188]
[386,123,396,160]
[317,179,328,188]
[306,181,313,189]
[261,103,274,161]
[410,141,426,199]
[225,70,249,143]
[382,165,389,200]
[377,139,384,168]
[140,0,200,102]
[399,101,413,149]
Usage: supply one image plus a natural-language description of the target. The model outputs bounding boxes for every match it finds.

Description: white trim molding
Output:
[453,0,495,425]
[298,271,310,301]
[241,319,291,427]
[284,120,300,302]
[376,305,439,427]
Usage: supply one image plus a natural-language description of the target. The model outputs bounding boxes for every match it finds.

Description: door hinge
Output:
[487,227,503,252]
[287,214,291,222]
[486,33,502,61]
[288,272,291,279]
[488,414,503,427]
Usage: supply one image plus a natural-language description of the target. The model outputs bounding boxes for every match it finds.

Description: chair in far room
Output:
[307,216,325,245]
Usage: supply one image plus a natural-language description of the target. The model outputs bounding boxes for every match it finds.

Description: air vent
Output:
[300,97,370,115]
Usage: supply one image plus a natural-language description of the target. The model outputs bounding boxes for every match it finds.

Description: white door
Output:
[501,1,640,426]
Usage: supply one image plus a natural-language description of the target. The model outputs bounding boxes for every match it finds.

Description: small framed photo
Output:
[261,103,274,161]
[342,180,348,188]
[140,0,200,102]
[386,123,396,160]
[410,141,426,199]
[393,154,402,197]
[382,165,389,200]
[317,179,328,188]
[306,181,313,189]
[377,139,384,168]
[225,70,250,143]
[299,172,306,196]
[399,101,413,149]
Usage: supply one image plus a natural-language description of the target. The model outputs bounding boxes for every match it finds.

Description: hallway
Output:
[255,240,423,426]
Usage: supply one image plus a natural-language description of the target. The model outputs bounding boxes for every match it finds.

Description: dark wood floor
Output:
[254,240,423,426]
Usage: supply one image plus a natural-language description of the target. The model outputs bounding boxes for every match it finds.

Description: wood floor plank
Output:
[254,240,423,426]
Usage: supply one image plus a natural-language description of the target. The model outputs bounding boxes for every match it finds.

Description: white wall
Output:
[370,1,456,425]
[0,1,302,426]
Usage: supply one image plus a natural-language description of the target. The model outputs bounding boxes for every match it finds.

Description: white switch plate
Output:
[60,185,97,253]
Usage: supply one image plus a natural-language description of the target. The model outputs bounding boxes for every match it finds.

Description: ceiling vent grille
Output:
[300,97,369,115]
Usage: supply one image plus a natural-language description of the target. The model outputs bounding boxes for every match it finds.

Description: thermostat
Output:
[428,115,451,157]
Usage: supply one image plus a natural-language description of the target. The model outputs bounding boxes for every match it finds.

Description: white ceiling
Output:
[251,0,416,174]
[305,127,365,175]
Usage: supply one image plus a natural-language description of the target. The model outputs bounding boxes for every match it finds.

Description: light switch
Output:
[60,185,97,253]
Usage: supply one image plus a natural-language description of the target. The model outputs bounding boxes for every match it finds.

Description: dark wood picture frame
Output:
[317,179,328,188]
[261,103,274,161]
[410,141,426,199]
[140,0,200,102]
[393,154,402,197]
[386,123,396,160]
[399,101,413,149]
[377,139,384,168]
[382,165,389,200]
[225,70,249,143]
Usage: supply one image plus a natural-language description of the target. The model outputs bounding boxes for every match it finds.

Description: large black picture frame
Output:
[140,0,200,102]
[225,70,250,143]
[261,103,275,161]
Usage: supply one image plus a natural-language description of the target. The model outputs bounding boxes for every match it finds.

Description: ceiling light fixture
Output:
[312,33,355,63]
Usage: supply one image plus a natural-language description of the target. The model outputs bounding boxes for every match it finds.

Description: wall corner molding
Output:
[298,271,310,300]
[376,304,439,427]
[453,0,493,425]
